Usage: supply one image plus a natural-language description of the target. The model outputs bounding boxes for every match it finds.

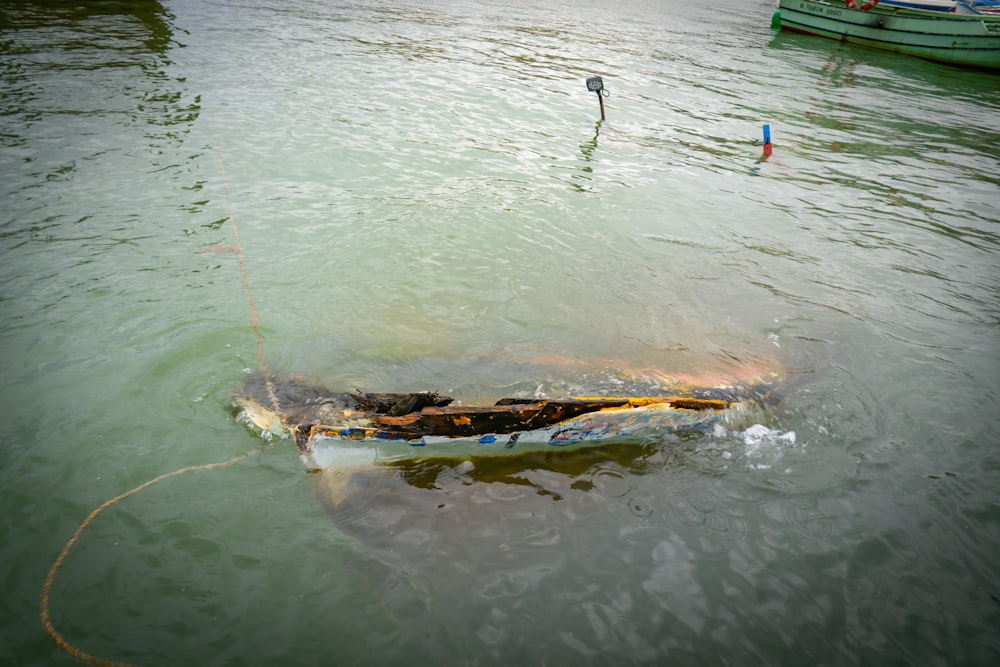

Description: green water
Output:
[2,0,999,664]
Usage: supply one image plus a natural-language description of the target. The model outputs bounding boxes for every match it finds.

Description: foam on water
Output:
[712,422,798,471]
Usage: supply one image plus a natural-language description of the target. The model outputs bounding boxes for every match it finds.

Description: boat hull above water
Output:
[777,0,1000,69]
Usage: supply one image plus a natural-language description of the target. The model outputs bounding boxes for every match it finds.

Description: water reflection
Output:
[0,0,195,152]
[572,119,602,190]
[295,412,805,662]
[1,0,200,247]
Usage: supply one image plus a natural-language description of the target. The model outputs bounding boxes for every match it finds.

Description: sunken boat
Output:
[235,373,782,470]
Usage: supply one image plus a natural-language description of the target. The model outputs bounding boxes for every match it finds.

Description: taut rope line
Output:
[208,114,282,417]
[40,113,277,665]
[212,134,263,367]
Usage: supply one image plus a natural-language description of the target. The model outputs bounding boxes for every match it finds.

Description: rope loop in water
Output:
[41,111,280,666]
[40,451,258,667]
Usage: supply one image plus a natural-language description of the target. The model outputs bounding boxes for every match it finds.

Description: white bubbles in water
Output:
[740,424,797,470]
[743,423,796,449]
[707,423,798,471]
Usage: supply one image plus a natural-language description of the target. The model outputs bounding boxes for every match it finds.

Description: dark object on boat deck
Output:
[353,391,454,416]
[294,394,730,450]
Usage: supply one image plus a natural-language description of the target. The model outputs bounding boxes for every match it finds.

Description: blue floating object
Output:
[763,124,771,145]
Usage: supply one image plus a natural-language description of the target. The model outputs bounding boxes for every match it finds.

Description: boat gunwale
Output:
[777,0,1000,68]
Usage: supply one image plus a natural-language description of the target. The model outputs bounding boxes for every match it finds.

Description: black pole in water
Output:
[586,76,608,121]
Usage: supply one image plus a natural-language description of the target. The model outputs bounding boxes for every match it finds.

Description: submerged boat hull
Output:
[777,0,1000,68]
[302,402,732,469]
[233,378,767,471]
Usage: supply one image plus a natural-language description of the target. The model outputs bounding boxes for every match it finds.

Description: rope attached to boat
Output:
[40,111,275,666]
[209,114,282,419]
[39,452,257,667]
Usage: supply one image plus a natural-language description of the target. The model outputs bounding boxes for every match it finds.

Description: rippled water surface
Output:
[2,0,999,665]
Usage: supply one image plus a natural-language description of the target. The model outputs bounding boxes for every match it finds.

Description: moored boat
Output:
[775,0,1000,69]
[878,0,957,11]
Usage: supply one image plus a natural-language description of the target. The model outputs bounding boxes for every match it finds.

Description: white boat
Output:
[879,0,957,11]
[776,0,1000,68]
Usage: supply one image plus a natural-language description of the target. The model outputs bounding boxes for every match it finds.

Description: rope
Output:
[41,112,281,665]
[211,136,262,367]
[40,451,257,666]
[209,115,282,416]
